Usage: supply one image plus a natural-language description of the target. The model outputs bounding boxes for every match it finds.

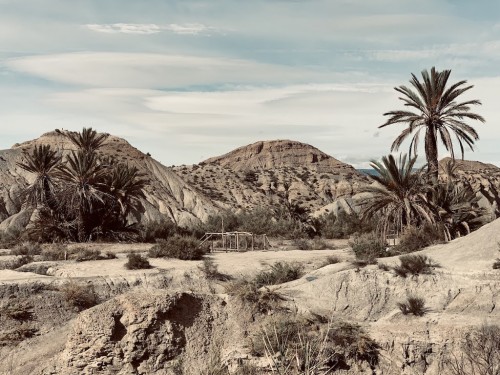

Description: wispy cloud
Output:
[86,23,162,35]
[85,23,221,36]
[6,52,328,88]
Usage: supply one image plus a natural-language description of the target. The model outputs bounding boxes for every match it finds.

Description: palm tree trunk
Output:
[78,210,86,242]
[425,125,439,181]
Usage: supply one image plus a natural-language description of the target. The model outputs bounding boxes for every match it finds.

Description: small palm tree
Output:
[380,67,485,179]
[361,154,434,238]
[430,177,484,241]
[17,145,61,208]
[103,163,146,217]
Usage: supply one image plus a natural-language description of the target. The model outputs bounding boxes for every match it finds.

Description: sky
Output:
[1,0,499,168]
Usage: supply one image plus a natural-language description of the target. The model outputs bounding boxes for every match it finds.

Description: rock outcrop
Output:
[41,292,232,375]
[203,139,356,173]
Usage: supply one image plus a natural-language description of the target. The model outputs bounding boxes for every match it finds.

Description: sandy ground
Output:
[0,245,351,284]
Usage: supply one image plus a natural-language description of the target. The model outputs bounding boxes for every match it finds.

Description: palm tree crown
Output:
[380,67,485,179]
[17,145,61,207]
[361,154,434,238]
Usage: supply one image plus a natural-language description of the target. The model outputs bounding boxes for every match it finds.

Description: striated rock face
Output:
[42,292,232,375]
[203,139,357,173]
[440,157,500,219]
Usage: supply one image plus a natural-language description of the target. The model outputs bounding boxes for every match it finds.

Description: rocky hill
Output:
[174,140,370,217]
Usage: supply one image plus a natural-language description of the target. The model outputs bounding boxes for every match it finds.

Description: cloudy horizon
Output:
[1,0,499,168]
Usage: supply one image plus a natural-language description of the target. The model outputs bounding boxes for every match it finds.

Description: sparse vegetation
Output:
[323,255,341,266]
[253,262,303,287]
[253,314,379,373]
[398,296,427,316]
[225,279,284,314]
[10,242,42,256]
[199,257,231,281]
[445,324,500,375]
[59,282,98,311]
[393,254,438,277]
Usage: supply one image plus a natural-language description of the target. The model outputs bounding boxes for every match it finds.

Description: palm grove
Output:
[18,128,146,242]
[362,67,486,242]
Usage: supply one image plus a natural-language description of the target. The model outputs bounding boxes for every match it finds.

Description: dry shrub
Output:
[254,314,379,373]
[199,257,231,281]
[10,242,42,256]
[74,248,103,262]
[59,282,98,310]
[148,235,206,260]
[398,296,427,316]
[393,224,444,254]
[349,232,387,263]
[393,254,438,277]
[41,243,68,261]
[225,279,284,314]
[323,255,341,266]
[446,324,500,375]
[293,238,311,250]
[0,255,34,270]
[124,253,151,270]
[253,262,303,287]
[493,259,500,270]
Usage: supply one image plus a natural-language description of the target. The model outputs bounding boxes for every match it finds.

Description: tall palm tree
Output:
[380,67,485,179]
[17,145,61,208]
[360,154,434,238]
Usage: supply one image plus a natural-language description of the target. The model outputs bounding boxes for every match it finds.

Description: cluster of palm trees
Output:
[363,67,486,241]
[18,128,146,242]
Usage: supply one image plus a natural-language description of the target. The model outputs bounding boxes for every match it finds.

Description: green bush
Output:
[398,296,427,316]
[253,262,304,287]
[349,232,387,262]
[124,253,151,270]
[393,254,438,277]
[148,235,205,260]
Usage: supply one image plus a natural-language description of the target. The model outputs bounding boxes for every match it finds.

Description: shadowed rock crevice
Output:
[110,314,126,342]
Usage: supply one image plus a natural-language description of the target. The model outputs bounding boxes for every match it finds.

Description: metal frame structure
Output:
[199,231,271,252]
